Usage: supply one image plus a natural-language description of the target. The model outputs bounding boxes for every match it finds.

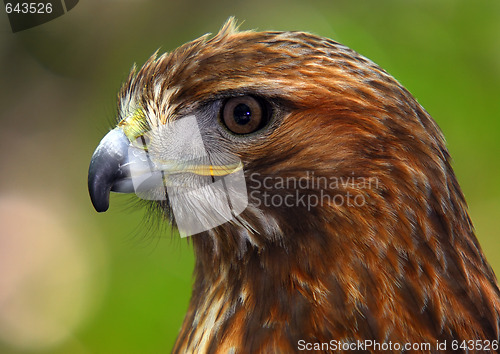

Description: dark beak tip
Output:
[88,174,111,213]
[91,198,110,213]
[94,206,109,213]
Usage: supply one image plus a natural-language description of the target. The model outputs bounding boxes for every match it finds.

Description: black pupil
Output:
[233,103,252,125]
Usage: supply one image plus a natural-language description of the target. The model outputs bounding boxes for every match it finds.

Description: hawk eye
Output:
[222,96,264,134]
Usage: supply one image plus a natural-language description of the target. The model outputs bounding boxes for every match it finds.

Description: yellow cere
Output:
[118,107,150,145]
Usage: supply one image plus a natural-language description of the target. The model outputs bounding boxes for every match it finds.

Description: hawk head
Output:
[88,19,500,352]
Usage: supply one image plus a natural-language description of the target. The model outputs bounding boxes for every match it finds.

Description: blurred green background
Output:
[0,0,498,353]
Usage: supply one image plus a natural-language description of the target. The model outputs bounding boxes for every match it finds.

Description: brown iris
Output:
[222,96,263,134]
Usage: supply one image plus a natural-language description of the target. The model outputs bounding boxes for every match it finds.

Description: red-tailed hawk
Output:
[88,19,500,353]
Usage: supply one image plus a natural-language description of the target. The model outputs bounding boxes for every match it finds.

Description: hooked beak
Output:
[88,128,134,212]
[88,119,244,214]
